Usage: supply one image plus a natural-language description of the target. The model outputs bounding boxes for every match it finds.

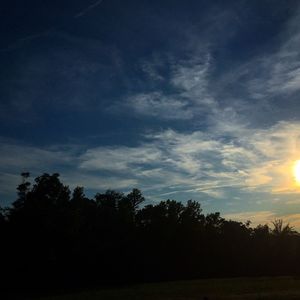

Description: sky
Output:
[1,0,300,228]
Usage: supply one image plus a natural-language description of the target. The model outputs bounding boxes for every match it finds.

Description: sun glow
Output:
[294,160,300,185]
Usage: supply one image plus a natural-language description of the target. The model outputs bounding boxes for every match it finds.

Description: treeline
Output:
[1,173,300,290]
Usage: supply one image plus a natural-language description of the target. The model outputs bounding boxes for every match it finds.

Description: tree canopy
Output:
[1,173,300,291]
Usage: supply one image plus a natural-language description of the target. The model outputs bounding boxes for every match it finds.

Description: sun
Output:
[294,160,300,184]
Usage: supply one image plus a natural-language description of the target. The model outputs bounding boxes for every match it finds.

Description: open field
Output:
[41,277,300,300]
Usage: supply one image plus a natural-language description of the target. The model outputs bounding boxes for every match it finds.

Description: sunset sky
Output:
[1,0,300,228]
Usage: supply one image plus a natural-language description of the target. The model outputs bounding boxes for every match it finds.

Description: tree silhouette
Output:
[272,219,296,237]
[2,172,300,292]
[12,172,30,211]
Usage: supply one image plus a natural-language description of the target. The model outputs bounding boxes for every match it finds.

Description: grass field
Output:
[41,276,300,300]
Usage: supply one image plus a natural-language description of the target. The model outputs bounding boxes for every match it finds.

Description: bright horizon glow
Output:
[294,160,300,185]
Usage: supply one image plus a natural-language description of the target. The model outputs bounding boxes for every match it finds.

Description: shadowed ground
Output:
[41,276,300,300]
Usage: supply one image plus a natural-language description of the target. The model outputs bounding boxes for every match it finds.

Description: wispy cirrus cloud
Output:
[79,145,162,171]
[2,0,300,228]
[1,0,105,52]
[114,7,300,126]
[112,54,214,120]
[171,55,214,106]
[126,92,193,120]
[217,7,300,109]
[2,120,300,206]
[74,0,104,18]
[75,120,300,199]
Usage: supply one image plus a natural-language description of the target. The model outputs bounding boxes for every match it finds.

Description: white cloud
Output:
[72,120,300,198]
[237,10,300,99]
[2,118,300,204]
[171,56,211,97]
[118,53,215,120]
[79,145,162,171]
[3,8,300,208]
[140,58,164,81]
[127,92,193,120]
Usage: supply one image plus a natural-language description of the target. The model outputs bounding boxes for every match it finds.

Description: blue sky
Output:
[1,0,300,228]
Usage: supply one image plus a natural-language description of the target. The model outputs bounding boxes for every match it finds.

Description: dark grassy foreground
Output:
[41,277,300,300]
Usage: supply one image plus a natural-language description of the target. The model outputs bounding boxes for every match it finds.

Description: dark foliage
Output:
[1,173,300,291]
